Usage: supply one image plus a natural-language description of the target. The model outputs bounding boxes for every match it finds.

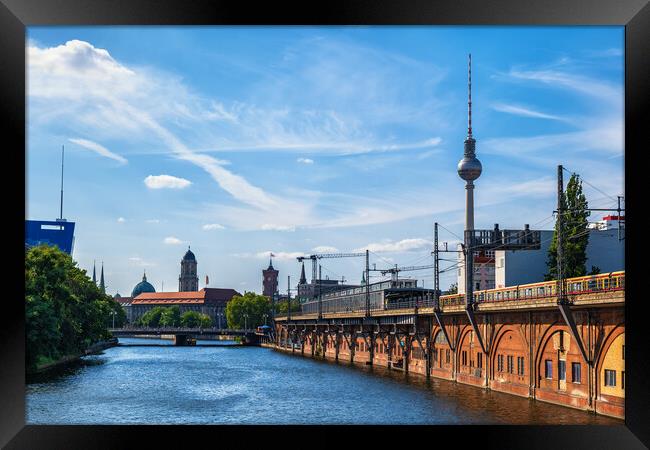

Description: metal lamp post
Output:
[244,313,249,331]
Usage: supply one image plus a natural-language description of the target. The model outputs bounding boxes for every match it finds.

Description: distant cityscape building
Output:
[457,249,495,294]
[132,271,156,297]
[493,219,624,289]
[262,256,279,298]
[113,248,239,325]
[130,288,240,324]
[25,220,76,255]
[179,247,199,291]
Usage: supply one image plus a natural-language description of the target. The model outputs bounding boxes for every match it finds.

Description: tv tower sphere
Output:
[457,53,482,182]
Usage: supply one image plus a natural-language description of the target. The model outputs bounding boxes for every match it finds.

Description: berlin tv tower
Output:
[457,53,482,232]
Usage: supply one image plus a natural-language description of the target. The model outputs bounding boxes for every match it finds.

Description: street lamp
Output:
[217,312,223,330]
[110,310,116,328]
[263,314,268,325]
[243,313,249,331]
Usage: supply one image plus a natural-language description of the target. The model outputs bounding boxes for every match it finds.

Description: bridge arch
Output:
[594,324,625,402]
[457,325,484,378]
[430,327,452,372]
[535,324,587,395]
[489,325,528,393]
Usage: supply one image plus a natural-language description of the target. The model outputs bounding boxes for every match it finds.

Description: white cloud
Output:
[69,138,128,164]
[297,157,314,164]
[260,224,296,232]
[163,236,184,245]
[144,174,192,189]
[255,251,306,261]
[202,223,225,230]
[355,238,433,253]
[146,219,160,223]
[117,217,125,223]
[312,246,339,253]
[491,103,565,121]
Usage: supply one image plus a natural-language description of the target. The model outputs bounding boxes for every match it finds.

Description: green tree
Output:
[276,298,301,314]
[545,173,590,280]
[180,311,202,327]
[25,244,120,371]
[199,313,212,328]
[226,292,271,329]
[159,305,181,327]
[138,306,166,327]
[447,283,458,294]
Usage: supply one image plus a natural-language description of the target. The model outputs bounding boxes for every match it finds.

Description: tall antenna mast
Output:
[468,53,472,137]
[59,145,65,221]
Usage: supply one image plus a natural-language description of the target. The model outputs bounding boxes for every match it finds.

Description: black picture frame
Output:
[2,0,648,448]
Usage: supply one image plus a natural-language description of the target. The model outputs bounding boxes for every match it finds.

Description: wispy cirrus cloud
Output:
[354,238,433,253]
[69,137,128,164]
[491,103,566,121]
[163,236,184,245]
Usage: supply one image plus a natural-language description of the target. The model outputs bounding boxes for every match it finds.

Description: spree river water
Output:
[26,337,621,425]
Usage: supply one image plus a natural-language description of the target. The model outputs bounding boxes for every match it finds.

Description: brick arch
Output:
[458,324,485,377]
[534,324,586,390]
[490,325,528,382]
[533,321,564,376]
[594,324,625,399]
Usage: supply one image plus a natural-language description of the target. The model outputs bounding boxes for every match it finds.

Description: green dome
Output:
[132,272,156,297]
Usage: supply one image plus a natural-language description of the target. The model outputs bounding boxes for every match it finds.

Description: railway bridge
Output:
[273,272,625,419]
[110,327,261,345]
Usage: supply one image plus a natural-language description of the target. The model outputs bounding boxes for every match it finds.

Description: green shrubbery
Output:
[25,244,125,372]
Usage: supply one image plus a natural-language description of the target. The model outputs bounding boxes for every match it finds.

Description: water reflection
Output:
[26,338,621,425]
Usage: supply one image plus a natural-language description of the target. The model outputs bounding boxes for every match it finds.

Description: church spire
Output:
[99,262,105,293]
[143,270,147,282]
[299,261,307,284]
[92,260,97,284]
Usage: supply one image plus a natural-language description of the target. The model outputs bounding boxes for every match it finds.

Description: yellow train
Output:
[440,270,625,306]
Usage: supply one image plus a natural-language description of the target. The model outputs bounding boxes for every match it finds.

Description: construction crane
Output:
[380,264,435,285]
[297,253,366,283]
[296,251,370,318]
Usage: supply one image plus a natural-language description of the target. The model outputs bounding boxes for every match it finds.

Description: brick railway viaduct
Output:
[273,287,625,419]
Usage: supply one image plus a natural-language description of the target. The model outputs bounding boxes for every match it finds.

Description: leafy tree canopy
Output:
[226,292,271,329]
[546,173,590,280]
[25,244,121,371]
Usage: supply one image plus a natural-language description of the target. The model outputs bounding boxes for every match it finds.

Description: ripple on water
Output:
[26,342,623,425]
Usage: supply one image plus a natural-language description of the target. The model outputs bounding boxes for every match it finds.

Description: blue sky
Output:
[26,26,624,296]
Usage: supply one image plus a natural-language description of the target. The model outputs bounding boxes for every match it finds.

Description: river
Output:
[26,337,621,425]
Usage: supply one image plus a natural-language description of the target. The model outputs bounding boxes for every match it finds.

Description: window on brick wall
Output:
[497,354,504,372]
[545,360,553,379]
[446,349,450,364]
[477,353,482,369]
[507,355,514,374]
[517,356,525,376]
[559,360,566,381]
[572,362,581,383]
[462,350,467,366]
[622,371,625,389]
[604,369,616,386]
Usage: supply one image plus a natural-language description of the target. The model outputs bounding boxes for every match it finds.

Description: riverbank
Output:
[31,338,118,374]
